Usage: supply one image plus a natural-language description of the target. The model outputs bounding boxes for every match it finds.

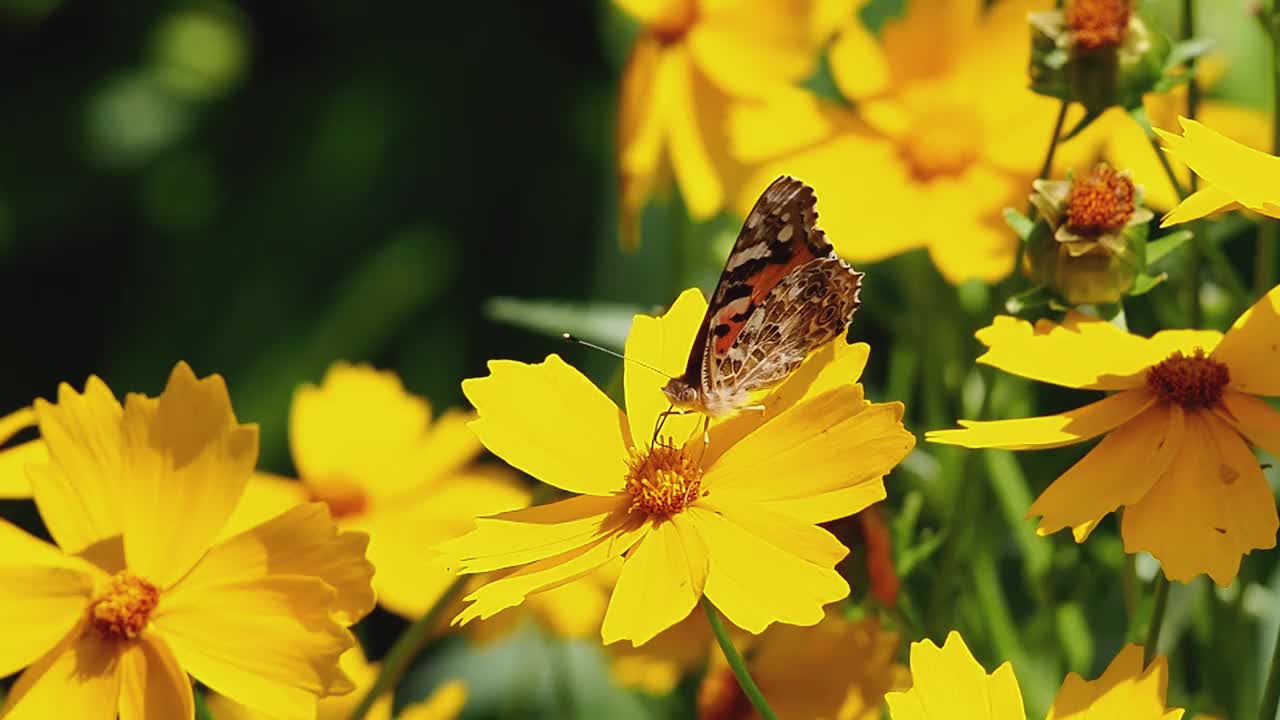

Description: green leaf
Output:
[1165,37,1215,70]
[485,297,644,350]
[1005,284,1054,314]
[984,449,1053,585]
[1146,229,1193,265]
[1128,272,1168,296]
[897,528,949,579]
[1003,207,1035,241]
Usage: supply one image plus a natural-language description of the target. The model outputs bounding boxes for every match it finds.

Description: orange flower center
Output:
[89,572,159,640]
[697,665,752,720]
[625,439,703,516]
[1065,165,1135,236]
[1146,349,1230,410]
[899,106,982,181]
[651,0,698,45]
[307,479,369,519]
[1066,0,1131,51]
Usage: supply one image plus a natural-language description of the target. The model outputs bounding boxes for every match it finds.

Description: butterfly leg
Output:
[650,406,698,448]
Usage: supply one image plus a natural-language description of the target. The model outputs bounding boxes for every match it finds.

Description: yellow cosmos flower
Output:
[615,0,820,245]
[207,645,466,720]
[738,0,1063,282]
[1154,116,1280,227]
[888,632,1183,719]
[220,362,530,619]
[439,288,915,645]
[928,285,1280,584]
[0,362,375,720]
[698,614,907,720]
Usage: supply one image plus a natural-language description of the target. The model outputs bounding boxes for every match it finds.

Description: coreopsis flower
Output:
[439,289,915,645]
[928,286,1280,584]
[1027,164,1152,305]
[1156,116,1280,227]
[887,632,1183,719]
[698,614,907,720]
[615,0,821,246]
[0,407,42,498]
[207,646,467,720]
[1028,0,1168,114]
[0,362,375,719]
[219,362,530,619]
[738,0,1064,282]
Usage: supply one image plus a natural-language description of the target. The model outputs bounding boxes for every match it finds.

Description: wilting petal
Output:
[602,514,708,646]
[689,505,848,633]
[1046,644,1183,720]
[1123,412,1278,586]
[178,503,375,626]
[29,377,124,553]
[1212,284,1280,396]
[118,362,259,587]
[463,356,630,496]
[1218,390,1280,458]
[117,633,194,720]
[927,389,1153,450]
[624,288,708,448]
[1030,405,1181,540]
[153,576,355,720]
[0,629,123,720]
[0,520,100,677]
[886,632,1025,720]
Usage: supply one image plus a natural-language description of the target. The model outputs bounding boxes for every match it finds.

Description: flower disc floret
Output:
[1066,164,1136,236]
[1066,0,1131,51]
[624,439,703,516]
[1146,349,1230,410]
[89,572,160,640]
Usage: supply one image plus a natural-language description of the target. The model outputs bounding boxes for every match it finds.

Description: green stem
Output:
[702,596,778,720]
[348,577,468,720]
[1260,620,1280,720]
[1142,575,1171,667]
[1015,100,1071,277]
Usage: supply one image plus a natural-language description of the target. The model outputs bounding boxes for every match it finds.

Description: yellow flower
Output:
[928,286,1280,584]
[1155,116,1280,226]
[0,407,43,499]
[698,614,908,720]
[220,362,530,619]
[615,0,821,246]
[439,288,915,645]
[739,0,1063,282]
[207,645,466,720]
[887,632,1183,719]
[0,362,374,719]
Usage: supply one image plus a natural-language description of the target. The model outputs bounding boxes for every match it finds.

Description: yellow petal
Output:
[0,407,37,499]
[1160,186,1238,227]
[1046,644,1183,720]
[208,645,391,720]
[453,518,651,627]
[975,314,1174,390]
[828,20,888,101]
[399,680,468,720]
[438,494,631,574]
[0,520,99,677]
[217,472,310,542]
[0,629,123,720]
[153,575,355,720]
[463,355,630,496]
[360,469,529,618]
[877,0,981,84]
[602,514,708,646]
[707,388,912,514]
[1122,412,1278,586]
[117,633,194,720]
[118,362,259,587]
[1212,284,1280,396]
[624,287,708,448]
[687,0,816,98]
[617,34,670,249]
[29,376,124,554]
[1029,405,1181,540]
[886,631,1025,720]
[690,505,848,634]
[663,46,731,219]
[927,389,1154,450]
[524,572,612,639]
[175,503,375,626]
[1218,390,1280,458]
[729,88,840,163]
[1156,117,1280,222]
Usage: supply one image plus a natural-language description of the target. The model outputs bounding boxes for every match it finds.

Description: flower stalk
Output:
[1182,0,1204,326]
[1260,619,1280,720]
[702,596,779,720]
[1142,574,1170,667]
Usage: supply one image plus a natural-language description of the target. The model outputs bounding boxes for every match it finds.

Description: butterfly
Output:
[661,175,864,418]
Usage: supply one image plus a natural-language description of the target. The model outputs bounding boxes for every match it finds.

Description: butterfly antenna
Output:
[560,333,674,379]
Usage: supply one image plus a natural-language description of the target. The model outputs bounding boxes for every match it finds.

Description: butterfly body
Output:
[661,176,864,418]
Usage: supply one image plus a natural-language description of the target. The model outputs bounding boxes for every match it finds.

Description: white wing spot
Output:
[777,225,794,242]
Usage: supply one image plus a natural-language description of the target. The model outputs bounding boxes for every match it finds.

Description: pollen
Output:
[307,480,369,519]
[1065,164,1136,236]
[1146,349,1230,410]
[1066,0,1132,51]
[625,439,703,516]
[89,572,159,641]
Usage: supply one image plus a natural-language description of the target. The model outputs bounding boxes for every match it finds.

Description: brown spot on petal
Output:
[1219,464,1239,485]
